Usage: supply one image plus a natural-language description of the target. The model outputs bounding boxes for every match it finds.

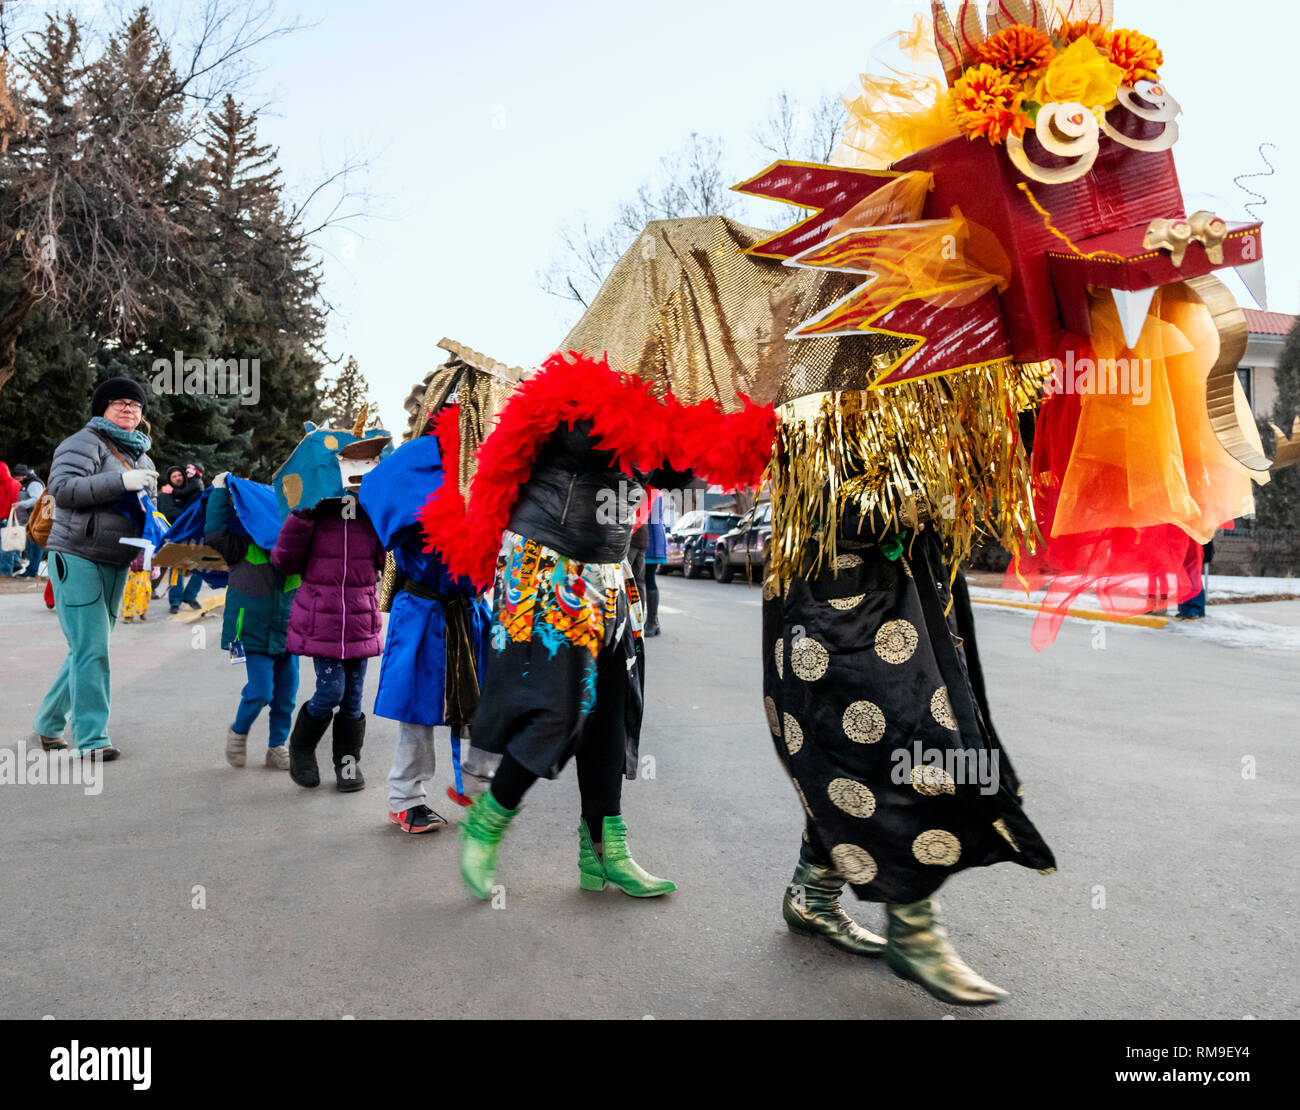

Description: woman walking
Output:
[33,378,157,757]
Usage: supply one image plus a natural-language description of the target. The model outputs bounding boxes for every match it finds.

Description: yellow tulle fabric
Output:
[1051,287,1254,543]
[836,15,959,169]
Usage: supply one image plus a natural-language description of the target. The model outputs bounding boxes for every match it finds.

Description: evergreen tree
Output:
[319,356,380,430]
[0,7,343,484]
[195,94,324,477]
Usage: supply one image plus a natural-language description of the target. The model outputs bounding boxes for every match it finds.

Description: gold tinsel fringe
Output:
[767,359,1053,587]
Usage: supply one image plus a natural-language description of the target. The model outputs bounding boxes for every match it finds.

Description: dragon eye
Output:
[1007,102,1099,184]
[1103,81,1181,152]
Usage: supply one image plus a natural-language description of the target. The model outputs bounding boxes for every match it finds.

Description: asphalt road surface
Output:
[2,573,1296,1020]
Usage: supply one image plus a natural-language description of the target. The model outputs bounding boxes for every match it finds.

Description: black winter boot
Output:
[644,588,661,637]
[332,713,366,792]
[288,705,331,789]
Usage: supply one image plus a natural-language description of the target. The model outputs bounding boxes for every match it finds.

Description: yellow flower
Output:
[1032,36,1123,109]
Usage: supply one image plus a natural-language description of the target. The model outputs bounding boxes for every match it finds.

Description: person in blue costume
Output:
[359,403,491,835]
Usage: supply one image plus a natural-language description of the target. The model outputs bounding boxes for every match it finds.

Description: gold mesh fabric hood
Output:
[560,215,911,409]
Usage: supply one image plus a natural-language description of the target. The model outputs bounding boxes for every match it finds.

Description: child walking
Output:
[206,472,300,769]
[359,405,491,833]
[271,494,385,791]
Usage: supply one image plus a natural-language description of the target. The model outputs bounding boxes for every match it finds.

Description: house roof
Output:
[1244,309,1295,336]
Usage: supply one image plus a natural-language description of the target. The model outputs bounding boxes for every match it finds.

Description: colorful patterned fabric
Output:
[493,532,642,681]
[470,531,644,780]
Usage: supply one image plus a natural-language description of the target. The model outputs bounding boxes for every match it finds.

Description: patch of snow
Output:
[1204,575,1300,600]
[1164,611,1300,652]
[972,590,1300,652]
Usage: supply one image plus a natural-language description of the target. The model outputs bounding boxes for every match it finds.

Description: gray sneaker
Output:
[226,729,247,767]
[265,745,290,771]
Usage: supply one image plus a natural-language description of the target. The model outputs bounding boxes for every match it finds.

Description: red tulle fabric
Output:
[419,351,776,589]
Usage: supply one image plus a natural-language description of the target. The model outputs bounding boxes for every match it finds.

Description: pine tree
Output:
[319,356,379,430]
[195,94,324,477]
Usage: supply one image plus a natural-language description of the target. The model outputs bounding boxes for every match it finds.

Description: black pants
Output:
[489,659,628,831]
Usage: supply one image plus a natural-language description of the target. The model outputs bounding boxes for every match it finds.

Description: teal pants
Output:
[35,551,128,752]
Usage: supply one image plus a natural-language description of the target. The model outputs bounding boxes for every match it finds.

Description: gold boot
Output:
[885,898,1008,1005]
[782,858,885,957]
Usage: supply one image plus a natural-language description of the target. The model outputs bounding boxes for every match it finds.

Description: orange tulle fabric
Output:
[1051,287,1252,542]
[1009,287,1256,649]
[829,171,933,237]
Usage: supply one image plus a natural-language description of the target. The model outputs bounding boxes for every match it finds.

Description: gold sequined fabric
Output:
[401,338,525,501]
[561,215,911,410]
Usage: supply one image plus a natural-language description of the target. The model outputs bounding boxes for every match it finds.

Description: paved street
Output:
[2,573,1297,1020]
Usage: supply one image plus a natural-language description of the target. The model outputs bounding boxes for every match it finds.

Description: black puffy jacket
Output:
[507,421,689,565]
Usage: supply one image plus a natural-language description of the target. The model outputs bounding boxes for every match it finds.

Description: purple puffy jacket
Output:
[270,506,386,660]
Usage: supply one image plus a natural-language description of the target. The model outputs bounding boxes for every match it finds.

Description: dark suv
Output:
[712,502,772,582]
[663,510,739,578]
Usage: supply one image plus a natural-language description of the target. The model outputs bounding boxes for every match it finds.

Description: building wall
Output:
[1241,334,1284,420]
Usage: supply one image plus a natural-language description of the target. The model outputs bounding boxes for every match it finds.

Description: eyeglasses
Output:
[107,400,143,413]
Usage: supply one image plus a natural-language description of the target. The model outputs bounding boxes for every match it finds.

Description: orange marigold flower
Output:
[951,63,1030,145]
[1056,20,1111,51]
[1106,28,1163,84]
[977,24,1056,76]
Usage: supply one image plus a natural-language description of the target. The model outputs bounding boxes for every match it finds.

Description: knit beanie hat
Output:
[91,376,148,417]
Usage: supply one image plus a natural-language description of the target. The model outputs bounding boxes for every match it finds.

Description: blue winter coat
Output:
[359,435,490,726]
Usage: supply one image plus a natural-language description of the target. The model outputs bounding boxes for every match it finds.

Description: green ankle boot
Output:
[782,857,885,956]
[579,817,676,898]
[884,897,1008,1005]
[459,791,519,900]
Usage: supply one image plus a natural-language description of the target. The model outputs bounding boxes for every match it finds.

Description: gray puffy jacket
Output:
[45,424,157,568]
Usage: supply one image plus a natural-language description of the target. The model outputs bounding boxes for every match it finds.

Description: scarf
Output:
[88,416,152,460]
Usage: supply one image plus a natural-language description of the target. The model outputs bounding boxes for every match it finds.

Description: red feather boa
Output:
[420,351,776,588]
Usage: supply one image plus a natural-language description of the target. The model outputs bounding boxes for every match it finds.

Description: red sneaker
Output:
[388,804,448,834]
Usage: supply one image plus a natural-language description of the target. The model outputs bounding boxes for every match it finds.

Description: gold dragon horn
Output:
[954,1,986,68]
[932,2,965,86]
[352,405,368,437]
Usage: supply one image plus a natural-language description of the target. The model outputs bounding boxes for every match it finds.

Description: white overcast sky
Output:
[58,0,1300,428]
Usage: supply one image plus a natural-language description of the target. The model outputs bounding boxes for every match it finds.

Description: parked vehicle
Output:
[663,510,739,579]
[713,502,772,583]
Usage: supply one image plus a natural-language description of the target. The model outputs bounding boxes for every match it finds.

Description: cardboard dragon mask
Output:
[273,407,394,518]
